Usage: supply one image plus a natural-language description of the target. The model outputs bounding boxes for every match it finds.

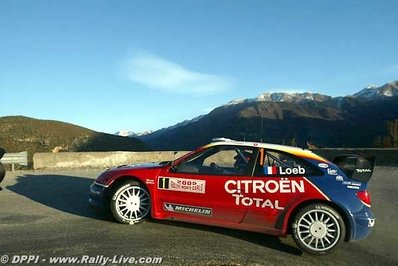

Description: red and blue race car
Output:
[89,138,375,255]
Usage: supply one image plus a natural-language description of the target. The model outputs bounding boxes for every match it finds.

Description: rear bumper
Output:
[89,182,109,209]
[349,207,375,241]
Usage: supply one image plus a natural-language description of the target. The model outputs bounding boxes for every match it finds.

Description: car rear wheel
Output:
[110,181,151,224]
[292,203,346,255]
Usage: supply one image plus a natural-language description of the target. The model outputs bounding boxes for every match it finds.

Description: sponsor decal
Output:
[327,168,338,175]
[368,218,375,227]
[158,177,206,194]
[163,203,212,216]
[356,168,372,173]
[342,181,361,186]
[145,179,155,185]
[318,163,329,168]
[263,166,306,176]
[335,175,344,182]
[224,178,306,210]
[225,179,305,194]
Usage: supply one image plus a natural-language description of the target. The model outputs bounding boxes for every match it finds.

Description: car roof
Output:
[205,138,328,162]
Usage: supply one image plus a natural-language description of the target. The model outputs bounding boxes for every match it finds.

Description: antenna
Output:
[260,116,264,143]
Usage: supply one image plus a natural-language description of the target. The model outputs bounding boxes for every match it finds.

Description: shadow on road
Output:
[149,219,303,256]
[7,174,113,222]
[7,173,301,255]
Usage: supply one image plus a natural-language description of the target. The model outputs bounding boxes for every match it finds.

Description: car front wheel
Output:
[292,203,346,255]
[110,181,151,224]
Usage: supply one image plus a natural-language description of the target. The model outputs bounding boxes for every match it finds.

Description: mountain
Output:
[140,81,398,150]
[115,130,153,137]
[353,81,398,98]
[138,115,204,143]
[0,116,151,166]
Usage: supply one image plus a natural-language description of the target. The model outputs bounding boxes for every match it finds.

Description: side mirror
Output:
[169,163,178,173]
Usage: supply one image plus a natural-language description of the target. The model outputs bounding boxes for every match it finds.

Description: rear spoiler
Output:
[333,154,376,183]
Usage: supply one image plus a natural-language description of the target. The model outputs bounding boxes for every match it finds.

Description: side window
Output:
[176,145,255,176]
[255,148,319,177]
[203,149,236,168]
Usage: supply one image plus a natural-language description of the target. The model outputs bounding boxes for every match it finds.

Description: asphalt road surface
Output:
[0,167,397,266]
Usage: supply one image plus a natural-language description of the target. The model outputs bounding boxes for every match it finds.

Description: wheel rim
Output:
[297,209,340,251]
[115,186,150,222]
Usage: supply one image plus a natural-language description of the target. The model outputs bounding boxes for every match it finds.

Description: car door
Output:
[242,148,319,232]
[156,145,256,224]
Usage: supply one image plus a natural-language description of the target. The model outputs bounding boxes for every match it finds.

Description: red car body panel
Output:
[96,165,328,236]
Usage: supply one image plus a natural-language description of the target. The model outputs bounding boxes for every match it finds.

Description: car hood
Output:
[96,161,170,185]
[114,162,166,170]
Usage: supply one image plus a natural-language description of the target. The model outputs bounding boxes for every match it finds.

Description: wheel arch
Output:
[108,175,149,195]
[106,176,151,207]
[285,199,352,241]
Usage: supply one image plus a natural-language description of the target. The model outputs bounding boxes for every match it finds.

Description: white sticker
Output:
[158,177,206,194]
[318,163,329,168]
[335,175,344,181]
[146,179,155,184]
[327,168,338,175]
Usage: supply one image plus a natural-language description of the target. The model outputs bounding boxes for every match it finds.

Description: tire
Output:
[291,203,346,255]
[110,181,151,224]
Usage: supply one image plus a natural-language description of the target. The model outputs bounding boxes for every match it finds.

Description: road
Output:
[0,167,397,265]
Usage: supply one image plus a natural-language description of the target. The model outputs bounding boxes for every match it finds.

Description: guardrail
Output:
[0,151,28,171]
[32,149,398,170]
[33,151,189,170]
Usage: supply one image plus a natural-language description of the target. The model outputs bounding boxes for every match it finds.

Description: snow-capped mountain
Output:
[224,92,332,106]
[115,130,153,138]
[115,130,135,137]
[139,80,398,150]
[223,81,398,107]
[255,92,332,103]
[354,81,398,98]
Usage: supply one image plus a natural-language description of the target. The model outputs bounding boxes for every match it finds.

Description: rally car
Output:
[89,138,375,255]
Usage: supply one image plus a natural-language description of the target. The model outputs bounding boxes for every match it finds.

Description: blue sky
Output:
[1,0,397,133]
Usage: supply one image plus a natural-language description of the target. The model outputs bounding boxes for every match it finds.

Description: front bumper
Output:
[349,207,376,241]
[89,182,109,209]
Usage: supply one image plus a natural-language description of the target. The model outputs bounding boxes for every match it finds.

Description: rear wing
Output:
[333,154,376,183]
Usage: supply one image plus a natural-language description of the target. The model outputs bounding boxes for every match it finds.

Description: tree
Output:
[289,136,298,147]
[373,135,382,148]
[386,120,398,147]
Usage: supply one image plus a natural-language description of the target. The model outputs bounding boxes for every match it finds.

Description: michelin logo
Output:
[164,203,212,216]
